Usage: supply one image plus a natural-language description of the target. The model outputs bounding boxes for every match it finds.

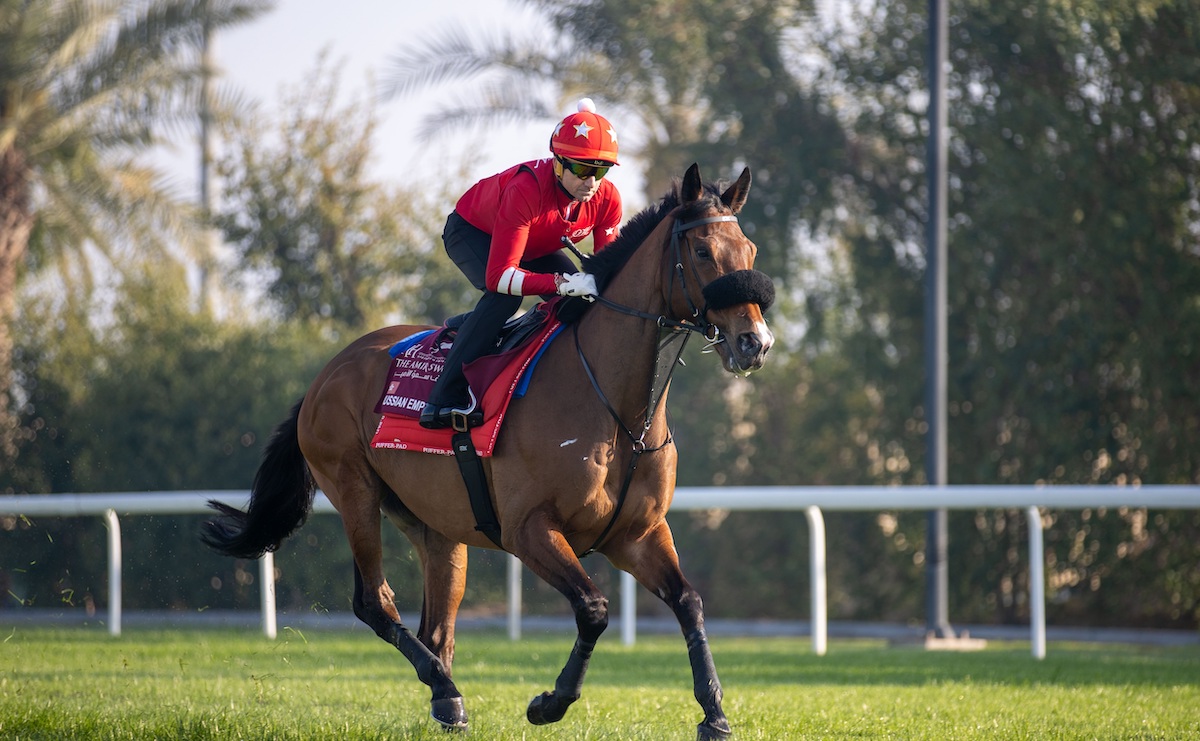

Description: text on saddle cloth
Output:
[370,305,564,457]
[373,300,562,419]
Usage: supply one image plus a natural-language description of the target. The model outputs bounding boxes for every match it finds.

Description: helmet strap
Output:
[556,179,579,203]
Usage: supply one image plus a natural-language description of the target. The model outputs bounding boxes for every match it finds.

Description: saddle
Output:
[370,300,566,457]
[443,302,553,356]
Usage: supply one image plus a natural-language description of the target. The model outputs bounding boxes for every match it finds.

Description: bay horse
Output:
[202,163,774,740]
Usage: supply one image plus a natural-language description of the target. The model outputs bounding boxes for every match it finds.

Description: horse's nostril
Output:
[738,333,764,358]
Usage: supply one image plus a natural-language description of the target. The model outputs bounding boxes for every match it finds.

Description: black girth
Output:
[451,431,504,548]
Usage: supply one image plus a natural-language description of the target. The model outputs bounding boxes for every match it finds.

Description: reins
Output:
[572,213,739,557]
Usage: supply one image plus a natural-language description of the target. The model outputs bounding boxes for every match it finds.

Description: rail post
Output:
[1026,506,1046,659]
[102,509,121,637]
[507,554,522,640]
[805,506,827,656]
[259,551,277,639]
[621,571,637,646]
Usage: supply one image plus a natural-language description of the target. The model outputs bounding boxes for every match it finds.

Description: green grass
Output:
[0,626,1197,739]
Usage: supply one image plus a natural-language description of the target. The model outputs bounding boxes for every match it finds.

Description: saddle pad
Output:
[372,328,443,417]
[370,320,564,456]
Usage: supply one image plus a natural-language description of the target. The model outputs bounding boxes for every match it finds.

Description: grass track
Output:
[1,626,1198,739]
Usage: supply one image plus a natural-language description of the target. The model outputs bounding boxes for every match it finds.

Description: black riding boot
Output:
[420,292,520,429]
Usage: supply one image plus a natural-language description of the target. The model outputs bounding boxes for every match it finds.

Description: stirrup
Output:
[420,390,481,431]
[448,391,480,432]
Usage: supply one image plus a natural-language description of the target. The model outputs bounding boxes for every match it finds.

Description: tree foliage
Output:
[382,0,843,292]
[2,258,344,611]
[808,0,1200,625]
[0,0,273,464]
[216,55,470,332]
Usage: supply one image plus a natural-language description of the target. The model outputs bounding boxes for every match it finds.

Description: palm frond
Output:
[41,0,121,87]
[413,81,559,143]
[380,25,565,102]
[33,157,116,266]
[377,19,642,153]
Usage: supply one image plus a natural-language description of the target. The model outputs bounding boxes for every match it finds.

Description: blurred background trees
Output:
[0,0,274,463]
[215,54,473,333]
[2,0,1197,629]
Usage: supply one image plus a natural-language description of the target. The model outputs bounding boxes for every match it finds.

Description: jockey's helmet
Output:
[550,98,619,166]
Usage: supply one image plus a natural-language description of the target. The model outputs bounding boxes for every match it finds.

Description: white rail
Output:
[2,486,1197,658]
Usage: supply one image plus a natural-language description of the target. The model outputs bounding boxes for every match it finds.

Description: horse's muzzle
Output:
[721,321,774,376]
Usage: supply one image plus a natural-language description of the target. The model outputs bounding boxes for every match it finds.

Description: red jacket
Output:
[454,158,622,296]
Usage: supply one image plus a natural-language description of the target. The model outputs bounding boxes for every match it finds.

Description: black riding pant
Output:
[429,212,574,406]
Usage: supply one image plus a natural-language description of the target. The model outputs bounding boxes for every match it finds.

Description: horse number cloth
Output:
[370,312,564,456]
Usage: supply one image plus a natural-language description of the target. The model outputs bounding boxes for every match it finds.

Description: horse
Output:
[202,163,775,740]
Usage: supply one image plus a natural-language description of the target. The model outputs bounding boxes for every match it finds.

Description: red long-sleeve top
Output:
[454,158,622,296]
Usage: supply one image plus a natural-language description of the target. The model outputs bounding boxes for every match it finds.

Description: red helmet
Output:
[550,98,619,165]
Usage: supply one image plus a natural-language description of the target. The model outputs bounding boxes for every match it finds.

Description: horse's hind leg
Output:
[509,516,609,726]
[415,535,467,673]
[382,501,468,674]
[607,521,731,741]
[336,481,468,731]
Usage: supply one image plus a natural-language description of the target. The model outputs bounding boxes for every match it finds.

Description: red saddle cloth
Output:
[370,306,564,457]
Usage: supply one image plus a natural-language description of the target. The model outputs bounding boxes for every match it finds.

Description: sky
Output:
[169,0,645,208]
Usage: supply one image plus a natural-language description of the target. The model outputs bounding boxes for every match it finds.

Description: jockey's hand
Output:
[555,272,598,301]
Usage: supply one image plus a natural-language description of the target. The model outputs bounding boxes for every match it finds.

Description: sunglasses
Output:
[558,156,612,181]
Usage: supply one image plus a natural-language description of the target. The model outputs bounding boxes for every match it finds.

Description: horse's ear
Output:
[721,167,752,214]
[681,163,703,204]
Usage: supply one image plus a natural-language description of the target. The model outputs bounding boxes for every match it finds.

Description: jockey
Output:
[419,98,623,429]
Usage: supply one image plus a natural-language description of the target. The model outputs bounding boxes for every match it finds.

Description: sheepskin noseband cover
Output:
[701,269,775,312]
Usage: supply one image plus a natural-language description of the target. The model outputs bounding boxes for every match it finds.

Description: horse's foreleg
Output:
[608,522,731,741]
[510,521,609,726]
[343,494,467,732]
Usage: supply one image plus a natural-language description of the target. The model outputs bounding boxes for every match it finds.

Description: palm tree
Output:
[0,0,272,462]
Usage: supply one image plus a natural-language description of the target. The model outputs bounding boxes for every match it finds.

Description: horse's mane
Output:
[581,178,731,292]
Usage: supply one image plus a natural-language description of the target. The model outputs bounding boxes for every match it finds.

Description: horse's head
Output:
[669,163,775,376]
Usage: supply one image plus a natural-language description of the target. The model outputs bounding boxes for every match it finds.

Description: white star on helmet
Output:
[573,121,593,139]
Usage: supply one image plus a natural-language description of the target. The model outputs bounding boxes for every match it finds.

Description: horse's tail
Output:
[201,399,315,559]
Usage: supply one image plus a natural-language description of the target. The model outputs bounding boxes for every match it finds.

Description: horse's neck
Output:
[576,219,676,431]
[603,216,674,318]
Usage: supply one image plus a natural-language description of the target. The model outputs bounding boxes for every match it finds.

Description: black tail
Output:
[201,399,316,559]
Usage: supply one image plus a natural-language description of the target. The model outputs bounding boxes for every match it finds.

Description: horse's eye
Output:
[695,246,711,260]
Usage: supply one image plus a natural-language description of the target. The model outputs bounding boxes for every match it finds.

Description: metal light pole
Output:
[923,0,955,641]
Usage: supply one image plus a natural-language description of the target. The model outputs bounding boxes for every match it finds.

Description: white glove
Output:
[556,272,598,300]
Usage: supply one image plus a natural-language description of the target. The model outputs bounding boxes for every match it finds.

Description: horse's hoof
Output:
[697,718,732,740]
[526,690,573,725]
[431,696,468,732]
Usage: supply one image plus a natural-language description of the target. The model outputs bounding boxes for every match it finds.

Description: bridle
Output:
[665,214,742,340]
[588,214,740,339]
[572,212,758,556]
